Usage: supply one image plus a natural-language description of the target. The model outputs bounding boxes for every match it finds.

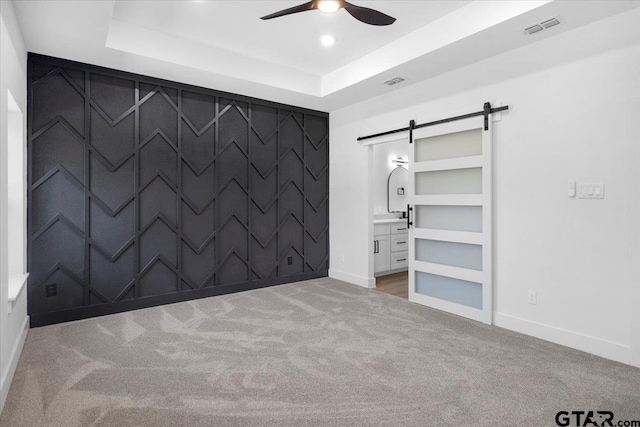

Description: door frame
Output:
[363,134,410,286]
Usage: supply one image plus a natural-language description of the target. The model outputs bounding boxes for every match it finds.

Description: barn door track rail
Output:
[357,102,509,142]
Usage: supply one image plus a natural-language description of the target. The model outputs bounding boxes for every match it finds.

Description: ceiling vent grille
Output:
[524,24,544,35]
[384,77,405,86]
[540,18,560,29]
[524,17,560,35]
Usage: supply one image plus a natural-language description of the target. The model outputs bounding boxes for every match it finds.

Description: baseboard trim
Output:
[329,269,376,288]
[494,312,632,366]
[0,315,29,413]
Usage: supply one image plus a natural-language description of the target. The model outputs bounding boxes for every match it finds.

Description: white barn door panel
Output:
[408,117,493,324]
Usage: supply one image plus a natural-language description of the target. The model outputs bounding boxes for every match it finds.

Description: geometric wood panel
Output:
[27,54,329,326]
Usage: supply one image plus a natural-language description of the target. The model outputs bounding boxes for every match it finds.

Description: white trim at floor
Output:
[329,269,376,288]
[495,312,632,366]
[0,315,29,412]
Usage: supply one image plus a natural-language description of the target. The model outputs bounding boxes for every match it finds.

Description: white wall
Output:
[0,0,29,413]
[372,140,408,216]
[329,9,640,367]
[7,91,25,278]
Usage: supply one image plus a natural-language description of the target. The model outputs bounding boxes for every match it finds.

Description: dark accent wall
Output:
[27,54,329,327]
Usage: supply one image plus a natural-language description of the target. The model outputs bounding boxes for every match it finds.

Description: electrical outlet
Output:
[46,283,57,297]
[527,290,537,305]
[341,255,345,263]
[287,257,293,265]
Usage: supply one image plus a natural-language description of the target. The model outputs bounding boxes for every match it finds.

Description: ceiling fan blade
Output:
[260,1,317,20]
[343,2,396,26]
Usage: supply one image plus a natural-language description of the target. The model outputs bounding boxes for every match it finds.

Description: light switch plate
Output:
[578,183,605,199]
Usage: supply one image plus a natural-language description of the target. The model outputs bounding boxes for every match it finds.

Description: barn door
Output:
[407,116,492,324]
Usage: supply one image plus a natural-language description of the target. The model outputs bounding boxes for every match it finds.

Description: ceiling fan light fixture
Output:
[320,34,336,47]
[260,0,395,26]
[317,0,340,14]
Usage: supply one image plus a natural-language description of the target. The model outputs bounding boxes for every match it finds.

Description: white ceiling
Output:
[112,1,472,76]
[11,0,640,111]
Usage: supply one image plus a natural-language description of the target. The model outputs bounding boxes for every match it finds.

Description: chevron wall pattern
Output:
[27,54,329,326]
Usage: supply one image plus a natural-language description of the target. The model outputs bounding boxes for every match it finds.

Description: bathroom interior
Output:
[372,140,409,298]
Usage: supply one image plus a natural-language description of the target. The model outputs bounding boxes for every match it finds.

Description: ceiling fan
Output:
[260,0,396,26]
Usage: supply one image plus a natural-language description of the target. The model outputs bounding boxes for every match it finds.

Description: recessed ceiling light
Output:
[318,0,340,14]
[320,35,336,47]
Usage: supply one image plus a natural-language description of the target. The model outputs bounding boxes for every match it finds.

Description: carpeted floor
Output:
[1,278,639,427]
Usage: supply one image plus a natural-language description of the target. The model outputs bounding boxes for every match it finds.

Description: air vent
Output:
[524,24,544,35]
[540,17,560,29]
[384,77,405,86]
[523,17,560,35]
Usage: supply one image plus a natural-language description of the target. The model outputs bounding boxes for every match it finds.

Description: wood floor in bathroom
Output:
[375,272,408,299]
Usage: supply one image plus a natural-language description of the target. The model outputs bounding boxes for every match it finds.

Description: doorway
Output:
[371,139,409,299]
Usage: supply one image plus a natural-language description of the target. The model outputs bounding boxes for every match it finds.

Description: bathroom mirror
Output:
[388,166,408,213]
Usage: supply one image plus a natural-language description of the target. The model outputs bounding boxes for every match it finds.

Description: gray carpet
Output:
[1,278,639,427]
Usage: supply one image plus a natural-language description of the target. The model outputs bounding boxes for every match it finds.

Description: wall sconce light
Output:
[391,157,408,167]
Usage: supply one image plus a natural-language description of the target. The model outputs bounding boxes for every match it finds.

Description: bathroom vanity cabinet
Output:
[374,220,409,276]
